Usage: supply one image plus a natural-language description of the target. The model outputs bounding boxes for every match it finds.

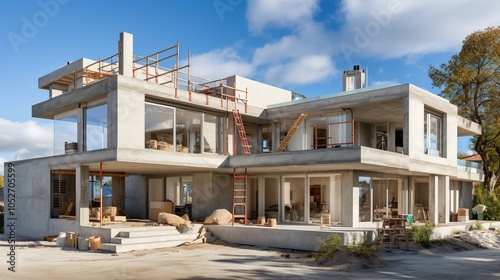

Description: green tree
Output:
[0,175,3,186]
[429,26,500,193]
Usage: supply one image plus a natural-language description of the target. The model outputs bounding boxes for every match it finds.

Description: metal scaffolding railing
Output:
[311,119,355,149]
[60,40,249,113]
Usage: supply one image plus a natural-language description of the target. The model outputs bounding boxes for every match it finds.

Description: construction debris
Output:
[460,230,500,249]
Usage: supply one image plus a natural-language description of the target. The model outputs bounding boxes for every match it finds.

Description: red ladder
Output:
[233,109,251,155]
[232,168,249,225]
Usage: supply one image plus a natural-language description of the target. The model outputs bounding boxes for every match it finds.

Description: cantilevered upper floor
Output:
[31,32,483,182]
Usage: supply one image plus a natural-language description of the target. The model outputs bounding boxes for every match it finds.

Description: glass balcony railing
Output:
[457,159,483,174]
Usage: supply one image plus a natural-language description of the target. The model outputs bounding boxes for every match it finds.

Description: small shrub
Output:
[411,222,434,248]
[313,233,375,262]
[313,234,342,261]
[468,220,484,231]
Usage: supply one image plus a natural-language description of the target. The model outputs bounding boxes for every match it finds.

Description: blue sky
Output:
[1,0,499,174]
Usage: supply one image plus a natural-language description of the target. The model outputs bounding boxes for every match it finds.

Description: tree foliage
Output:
[429,26,500,193]
[0,175,3,186]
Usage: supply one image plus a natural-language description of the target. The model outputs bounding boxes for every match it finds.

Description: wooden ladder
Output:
[232,168,249,225]
[233,109,251,155]
[276,113,308,152]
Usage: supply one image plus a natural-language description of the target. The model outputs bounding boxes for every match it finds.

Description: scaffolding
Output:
[54,40,249,112]
[311,119,355,149]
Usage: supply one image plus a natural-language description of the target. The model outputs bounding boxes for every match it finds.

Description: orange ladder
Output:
[276,113,308,152]
[232,168,249,225]
[233,109,251,155]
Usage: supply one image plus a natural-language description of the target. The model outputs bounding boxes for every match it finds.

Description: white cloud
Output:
[247,0,320,34]
[0,118,53,163]
[371,79,398,86]
[263,55,336,86]
[189,46,254,80]
[337,0,500,59]
[190,0,500,89]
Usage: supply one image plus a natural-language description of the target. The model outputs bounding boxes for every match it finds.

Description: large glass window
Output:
[264,178,279,219]
[424,111,443,157]
[262,125,272,153]
[145,103,175,151]
[203,114,223,154]
[54,111,77,155]
[176,109,202,153]
[358,175,403,223]
[85,103,108,151]
[358,176,371,222]
[283,177,305,222]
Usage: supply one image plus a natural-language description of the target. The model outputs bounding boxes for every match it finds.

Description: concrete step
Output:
[101,239,196,253]
[117,228,181,238]
[111,232,199,244]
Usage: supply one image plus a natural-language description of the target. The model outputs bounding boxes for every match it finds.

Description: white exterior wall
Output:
[227,75,292,109]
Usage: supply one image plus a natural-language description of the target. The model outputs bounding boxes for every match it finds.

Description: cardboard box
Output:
[457,208,468,216]
[111,216,127,222]
[65,232,78,248]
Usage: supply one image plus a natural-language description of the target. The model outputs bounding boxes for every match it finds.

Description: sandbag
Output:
[158,212,186,226]
[204,209,232,225]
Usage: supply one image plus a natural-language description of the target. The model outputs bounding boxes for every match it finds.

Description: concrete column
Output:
[272,122,280,152]
[119,32,133,77]
[258,177,265,217]
[404,95,425,157]
[76,165,90,226]
[341,171,354,227]
[460,181,473,211]
[428,175,439,224]
[388,122,396,152]
[438,176,450,223]
[49,83,67,98]
[370,124,377,148]
[77,103,86,152]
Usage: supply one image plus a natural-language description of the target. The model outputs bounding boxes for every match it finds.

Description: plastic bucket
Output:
[405,214,414,223]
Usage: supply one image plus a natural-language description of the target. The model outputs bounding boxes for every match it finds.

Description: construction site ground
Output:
[1,233,499,280]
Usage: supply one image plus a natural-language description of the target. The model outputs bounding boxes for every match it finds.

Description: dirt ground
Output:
[0,237,499,280]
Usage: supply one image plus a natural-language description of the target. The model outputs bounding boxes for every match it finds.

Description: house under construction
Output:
[4,32,484,252]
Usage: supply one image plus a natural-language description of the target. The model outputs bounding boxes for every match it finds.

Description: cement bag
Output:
[204,209,232,225]
[56,232,66,247]
[158,212,186,226]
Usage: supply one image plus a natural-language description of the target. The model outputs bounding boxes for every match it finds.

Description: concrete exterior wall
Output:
[2,159,93,239]
[112,82,145,149]
[4,160,52,239]
[125,175,148,218]
[227,75,292,109]
[192,173,232,220]
[206,225,376,251]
